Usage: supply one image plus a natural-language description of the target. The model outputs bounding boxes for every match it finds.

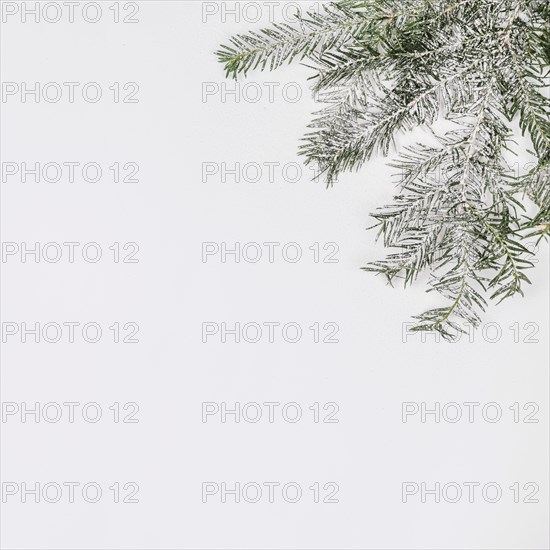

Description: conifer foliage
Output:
[217,0,550,339]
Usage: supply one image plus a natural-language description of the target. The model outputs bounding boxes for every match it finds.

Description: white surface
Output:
[1,1,548,549]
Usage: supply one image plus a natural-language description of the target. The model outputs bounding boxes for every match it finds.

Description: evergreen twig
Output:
[217,0,550,339]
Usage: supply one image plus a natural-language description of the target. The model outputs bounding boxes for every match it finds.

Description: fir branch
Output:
[217,0,550,339]
[302,65,476,184]
[216,4,376,78]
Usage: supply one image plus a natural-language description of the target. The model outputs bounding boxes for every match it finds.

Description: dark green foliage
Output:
[217,0,550,339]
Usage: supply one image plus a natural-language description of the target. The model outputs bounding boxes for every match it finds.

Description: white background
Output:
[1,1,549,548]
